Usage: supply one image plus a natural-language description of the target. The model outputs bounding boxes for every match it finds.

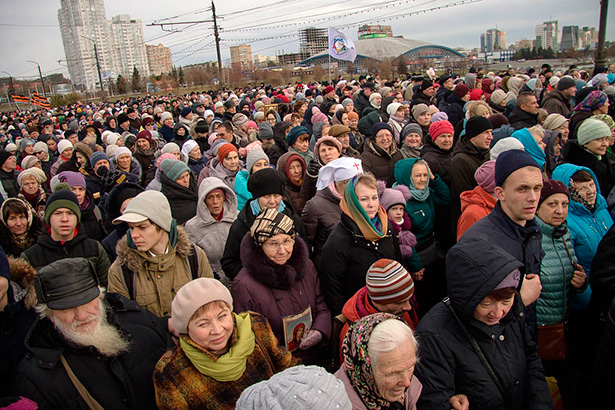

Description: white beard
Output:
[52,299,131,357]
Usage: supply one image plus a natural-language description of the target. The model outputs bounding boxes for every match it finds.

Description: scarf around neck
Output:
[340,176,388,242]
[181,312,255,382]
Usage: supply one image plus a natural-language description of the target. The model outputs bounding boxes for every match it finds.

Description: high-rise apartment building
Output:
[146,44,173,76]
[480,29,506,52]
[109,15,149,79]
[299,28,329,58]
[58,0,116,91]
[230,44,253,71]
[535,20,559,51]
[58,0,151,91]
[560,26,580,51]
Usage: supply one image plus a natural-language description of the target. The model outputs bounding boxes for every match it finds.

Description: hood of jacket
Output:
[460,185,497,212]
[394,157,425,187]
[447,236,524,322]
[277,151,306,187]
[190,177,238,227]
[160,171,198,200]
[115,225,193,274]
[511,128,546,170]
[239,233,311,290]
[552,162,607,214]
[542,129,561,173]
[173,123,190,138]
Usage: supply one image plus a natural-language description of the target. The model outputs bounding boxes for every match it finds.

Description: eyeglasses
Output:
[263,238,295,251]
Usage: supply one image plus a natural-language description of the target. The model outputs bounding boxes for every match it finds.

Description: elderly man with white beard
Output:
[12,258,172,409]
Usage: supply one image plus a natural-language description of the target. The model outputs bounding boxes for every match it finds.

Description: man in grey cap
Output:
[12,258,172,409]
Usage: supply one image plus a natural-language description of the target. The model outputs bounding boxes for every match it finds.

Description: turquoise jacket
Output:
[552,163,613,311]
[511,128,546,170]
[394,158,452,246]
[234,170,251,212]
[535,217,578,325]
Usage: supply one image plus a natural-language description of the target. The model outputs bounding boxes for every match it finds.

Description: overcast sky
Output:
[0,0,613,81]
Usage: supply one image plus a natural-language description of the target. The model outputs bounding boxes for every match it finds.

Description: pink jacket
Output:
[335,364,422,410]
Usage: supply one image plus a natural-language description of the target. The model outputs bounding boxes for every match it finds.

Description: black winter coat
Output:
[80,191,106,242]
[461,202,544,340]
[562,140,615,198]
[353,91,371,119]
[300,186,342,271]
[508,107,539,130]
[450,136,489,225]
[444,92,465,129]
[0,169,18,198]
[12,293,173,410]
[421,138,453,186]
[160,172,198,225]
[21,229,110,288]
[360,140,403,187]
[541,88,571,117]
[589,224,615,320]
[591,294,615,410]
[416,237,553,410]
[221,198,305,280]
[319,213,402,315]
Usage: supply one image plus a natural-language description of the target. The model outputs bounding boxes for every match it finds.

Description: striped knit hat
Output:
[366,259,414,304]
[250,208,295,247]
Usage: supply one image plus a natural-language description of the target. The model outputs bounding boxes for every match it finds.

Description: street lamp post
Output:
[27,60,46,98]
[80,35,105,99]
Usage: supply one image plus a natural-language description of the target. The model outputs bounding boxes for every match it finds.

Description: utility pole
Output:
[81,35,105,99]
[211,0,224,87]
[27,60,46,98]
[594,0,609,70]
[1,71,14,96]
[147,8,222,86]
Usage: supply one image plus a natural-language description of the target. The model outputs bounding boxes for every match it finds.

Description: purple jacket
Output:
[231,234,331,350]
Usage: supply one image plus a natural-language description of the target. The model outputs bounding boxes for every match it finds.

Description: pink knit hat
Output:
[171,278,233,334]
[474,159,496,193]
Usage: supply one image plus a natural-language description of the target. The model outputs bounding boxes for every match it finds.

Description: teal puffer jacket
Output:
[535,218,577,325]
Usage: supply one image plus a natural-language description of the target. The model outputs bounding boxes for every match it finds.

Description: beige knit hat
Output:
[171,278,233,334]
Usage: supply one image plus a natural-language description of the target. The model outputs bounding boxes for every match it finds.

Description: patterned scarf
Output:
[341,313,406,409]
[570,186,596,213]
[573,90,607,112]
[340,176,388,242]
[181,312,255,382]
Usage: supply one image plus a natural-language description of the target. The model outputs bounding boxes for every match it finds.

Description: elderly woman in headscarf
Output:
[154,278,297,409]
[320,173,402,315]
[569,90,609,140]
[0,198,44,258]
[232,209,331,364]
[416,237,553,410]
[394,158,451,314]
[16,168,47,216]
[335,313,422,410]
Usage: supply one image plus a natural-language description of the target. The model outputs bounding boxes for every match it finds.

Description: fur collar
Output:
[115,225,193,273]
[239,233,311,290]
[8,257,37,308]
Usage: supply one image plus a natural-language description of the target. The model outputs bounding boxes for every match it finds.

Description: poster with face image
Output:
[282,306,312,352]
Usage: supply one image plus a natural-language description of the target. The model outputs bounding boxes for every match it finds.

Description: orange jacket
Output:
[456,185,498,241]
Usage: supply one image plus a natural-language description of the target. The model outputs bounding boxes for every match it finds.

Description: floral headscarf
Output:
[341,313,405,409]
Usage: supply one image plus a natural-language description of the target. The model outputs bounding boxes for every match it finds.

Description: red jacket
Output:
[456,185,497,241]
[338,287,418,362]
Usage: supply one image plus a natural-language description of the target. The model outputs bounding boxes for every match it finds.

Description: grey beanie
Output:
[246,148,269,174]
[235,365,351,410]
[258,122,274,140]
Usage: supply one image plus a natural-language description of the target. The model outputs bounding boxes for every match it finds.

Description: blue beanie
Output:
[180,107,192,118]
[160,158,190,182]
[90,151,109,169]
[286,126,309,146]
[495,149,540,187]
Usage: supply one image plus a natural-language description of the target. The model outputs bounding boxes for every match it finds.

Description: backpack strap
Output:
[188,245,200,280]
[60,355,104,410]
[120,264,135,300]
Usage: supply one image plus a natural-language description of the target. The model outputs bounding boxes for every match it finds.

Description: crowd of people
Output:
[0,62,615,409]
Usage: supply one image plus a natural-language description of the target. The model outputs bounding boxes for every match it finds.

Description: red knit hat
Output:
[136,130,153,146]
[217,143,238,163]
[366,259,414,304]
[469,89,484,101]
[324,85,335,94]
[429,120,454,142]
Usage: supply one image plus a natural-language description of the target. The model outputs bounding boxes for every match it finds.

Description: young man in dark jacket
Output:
[416,237,553,410]
[12,258,172,409]
[353,82,375,118]
[21,190,110,287]
[541,76,576,117]
[461,149,545,340]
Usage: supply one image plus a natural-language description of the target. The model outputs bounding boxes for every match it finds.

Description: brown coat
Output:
[108,226,213,317]
[360,139,403,187]
[153,312,297,410]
